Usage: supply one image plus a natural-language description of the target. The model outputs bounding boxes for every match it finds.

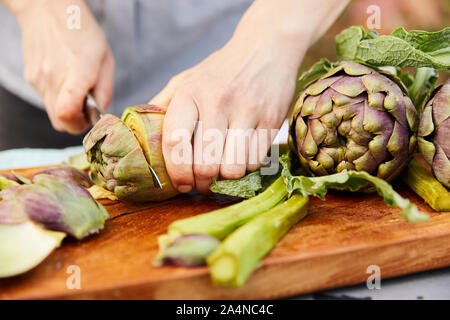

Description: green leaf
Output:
[210,169,281,198]
[210,171,263,198]
[407,67,438,113]
[280,153,428,223]
[295,58,339,97]
[336,26,450,70]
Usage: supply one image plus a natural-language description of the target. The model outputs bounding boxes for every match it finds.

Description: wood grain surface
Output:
[0,165,449,299]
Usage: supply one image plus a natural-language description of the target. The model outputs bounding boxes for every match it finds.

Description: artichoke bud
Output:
[83,105,179,202]
[290,61,418,184]
[418,80,450,188]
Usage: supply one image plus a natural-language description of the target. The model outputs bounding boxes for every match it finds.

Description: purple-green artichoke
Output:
[0,167,108,239]
[418,80,450,188]
[83,105,178,203]
[0,167,108,277]
[289,61,419,183]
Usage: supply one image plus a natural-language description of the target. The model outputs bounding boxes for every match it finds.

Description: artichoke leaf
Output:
[336,26,450,69]
[0,175,20,191]
[280,152,428,223]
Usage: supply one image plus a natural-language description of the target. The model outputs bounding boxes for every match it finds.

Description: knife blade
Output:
[83,92,103,125]
[148,165,163,189]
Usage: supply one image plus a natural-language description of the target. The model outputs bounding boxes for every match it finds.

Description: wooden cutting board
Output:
[0,165,449,300]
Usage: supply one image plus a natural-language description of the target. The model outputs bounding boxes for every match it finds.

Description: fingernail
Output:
[178,185,193,193]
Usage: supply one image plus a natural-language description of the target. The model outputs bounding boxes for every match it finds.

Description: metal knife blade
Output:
[83,92,103,125]
[148,165,163,189]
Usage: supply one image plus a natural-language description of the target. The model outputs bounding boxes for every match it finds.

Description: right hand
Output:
[16,0,114,134]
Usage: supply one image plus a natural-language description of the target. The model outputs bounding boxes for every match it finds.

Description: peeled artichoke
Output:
[418,80,450,188]
[289,61,419,183]
[83,105,178,202]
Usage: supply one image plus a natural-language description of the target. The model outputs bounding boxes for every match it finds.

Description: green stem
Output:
[166,177,287,242]
[402,159,450,212]
[207,193,309,287]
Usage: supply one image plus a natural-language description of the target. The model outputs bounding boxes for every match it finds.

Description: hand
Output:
[150,0,348,194]
[150,20,305,194]
[16,0,114,134]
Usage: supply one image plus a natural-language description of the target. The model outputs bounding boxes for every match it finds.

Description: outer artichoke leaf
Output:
[0,175,20,191]
[0,196,28,225]
[66,153,91,171]
[33,166,93,188]
[11,174,108,239]
[0,222,66,278]
[280,152,428,223]
[295,59,340,101]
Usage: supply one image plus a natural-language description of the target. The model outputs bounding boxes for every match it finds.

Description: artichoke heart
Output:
[83,105,179,202]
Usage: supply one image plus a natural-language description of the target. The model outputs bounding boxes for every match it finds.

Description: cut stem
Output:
[167,177,288,241]
[402,159,450,212]
[207,193,308,287]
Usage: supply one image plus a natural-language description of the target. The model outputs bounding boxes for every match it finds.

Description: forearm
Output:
[1,0,43,16]
[1,0,87,23]
[231,0,350,68]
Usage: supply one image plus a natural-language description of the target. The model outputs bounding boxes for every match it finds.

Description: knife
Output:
[83,92,104,125]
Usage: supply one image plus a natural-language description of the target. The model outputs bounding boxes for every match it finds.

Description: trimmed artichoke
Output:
[417,80,450,188]
[289,61,419,183]
[83,105,178,202]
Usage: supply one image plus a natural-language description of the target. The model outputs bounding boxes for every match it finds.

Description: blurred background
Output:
[0,0,448,152]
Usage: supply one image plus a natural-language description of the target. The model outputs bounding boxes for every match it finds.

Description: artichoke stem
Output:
[207,193,309,287]
[402,159,450,212]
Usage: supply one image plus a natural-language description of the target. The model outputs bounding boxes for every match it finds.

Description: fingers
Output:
[247,126,275,172]
[54,68,94,134]
[93,50,115,111]
[220,116,257,180]
[162,92,198,193]
[193,115,227,194]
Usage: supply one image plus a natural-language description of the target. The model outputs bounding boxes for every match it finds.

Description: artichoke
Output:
[0,167,108,239]
[417,80,450,188]
[83,105,178,202]
[289,61,419,183]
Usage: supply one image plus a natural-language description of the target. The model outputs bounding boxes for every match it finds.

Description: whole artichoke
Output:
[83,105,178,202]
[289,61,419,183]
[418,80,450,188]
